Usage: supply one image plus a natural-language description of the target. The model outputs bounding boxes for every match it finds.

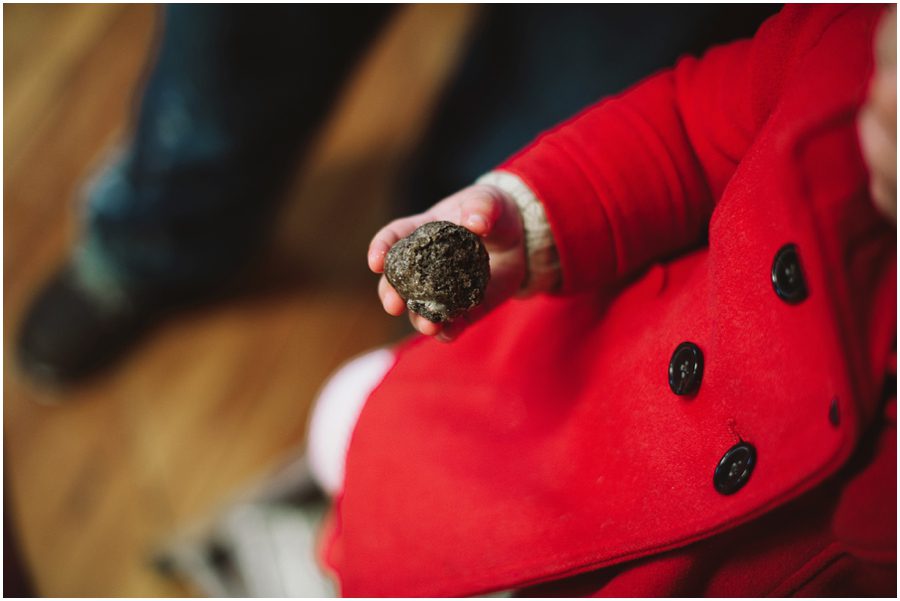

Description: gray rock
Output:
[384,221,490,323]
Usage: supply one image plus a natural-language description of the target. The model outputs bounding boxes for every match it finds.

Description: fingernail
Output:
[466,214,487,232]
[368,247,385,266]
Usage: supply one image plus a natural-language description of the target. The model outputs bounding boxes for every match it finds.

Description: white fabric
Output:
[306,348,396,496]
[476,170,561,295]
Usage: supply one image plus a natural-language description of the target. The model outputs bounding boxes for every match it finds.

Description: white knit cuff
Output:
[476,170,560,296]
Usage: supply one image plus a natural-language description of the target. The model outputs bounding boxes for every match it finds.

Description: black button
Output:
[772,243,808,303]
[668,342,704,396]
[714,442,756,495]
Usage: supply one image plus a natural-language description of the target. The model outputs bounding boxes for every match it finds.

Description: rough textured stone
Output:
[384,221,490,323]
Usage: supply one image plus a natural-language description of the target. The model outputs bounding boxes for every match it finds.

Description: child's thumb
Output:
[459,185,522,248]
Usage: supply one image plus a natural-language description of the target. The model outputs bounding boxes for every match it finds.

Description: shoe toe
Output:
[16,267,145,384]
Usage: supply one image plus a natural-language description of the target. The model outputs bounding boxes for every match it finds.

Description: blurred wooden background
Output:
[4,4,477,595]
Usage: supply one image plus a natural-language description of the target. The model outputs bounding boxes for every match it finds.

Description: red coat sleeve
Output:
[499,5,872,294]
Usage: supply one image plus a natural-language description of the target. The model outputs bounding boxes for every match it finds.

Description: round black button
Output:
[772,243,808,303]
[713,442,756,495]
[668,342,704,396]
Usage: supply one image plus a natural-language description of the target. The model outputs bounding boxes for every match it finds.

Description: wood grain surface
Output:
[4,4,476,595]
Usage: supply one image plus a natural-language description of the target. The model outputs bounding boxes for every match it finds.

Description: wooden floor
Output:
[4,5,477,596]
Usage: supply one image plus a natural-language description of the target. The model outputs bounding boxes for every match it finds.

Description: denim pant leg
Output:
[78,5,393,299]
[402,5,779,214]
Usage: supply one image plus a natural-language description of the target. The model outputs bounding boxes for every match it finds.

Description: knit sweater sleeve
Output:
[495,5,861,294]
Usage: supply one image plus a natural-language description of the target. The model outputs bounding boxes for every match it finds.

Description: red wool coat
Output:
[322,5,897,596]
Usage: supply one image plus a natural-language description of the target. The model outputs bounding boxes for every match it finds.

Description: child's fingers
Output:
[368,238,392,273]
[460,185,523,249]
[368,215,431,273]
[456,186,504,236]
[409,312,443,336]
[369,185,521,274]
[378,276,407,316]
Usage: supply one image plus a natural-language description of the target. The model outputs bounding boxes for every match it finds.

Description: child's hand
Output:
[368,184,526,341]
[859,5,897,222]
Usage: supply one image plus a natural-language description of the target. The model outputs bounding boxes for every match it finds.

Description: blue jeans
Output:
[79,5,392,298]
[79,4,777,298]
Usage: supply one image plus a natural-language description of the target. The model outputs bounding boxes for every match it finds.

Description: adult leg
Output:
[17,5,394,383]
